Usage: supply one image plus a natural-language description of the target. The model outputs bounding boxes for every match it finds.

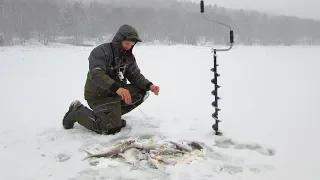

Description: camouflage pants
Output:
[74,85,148,135]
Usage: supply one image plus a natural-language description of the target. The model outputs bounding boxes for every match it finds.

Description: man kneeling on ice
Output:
[62,24,160,135]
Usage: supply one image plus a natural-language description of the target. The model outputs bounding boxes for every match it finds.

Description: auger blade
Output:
[212,112,218,119]
[212,101,217,107]
[211,78,217,84]
[212,124,219,131]
[212,115,222,122]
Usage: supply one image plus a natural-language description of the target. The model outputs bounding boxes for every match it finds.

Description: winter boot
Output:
[62,100,83,129]
[121,119,127,128]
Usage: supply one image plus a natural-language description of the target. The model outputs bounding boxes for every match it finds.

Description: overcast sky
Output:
[189,0,320,20]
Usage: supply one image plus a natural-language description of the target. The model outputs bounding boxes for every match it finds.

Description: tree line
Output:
[0,0,319,46]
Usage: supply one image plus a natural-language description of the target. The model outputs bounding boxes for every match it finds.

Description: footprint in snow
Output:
[247,164,275,173]
[72,169,100,180]
[89,160,99,166]
[214,163,274,174]
[217,165,244,174]
[234,143,276,156]
[214,136,236,148]
[214,136,276,156]
[55,153,71,162]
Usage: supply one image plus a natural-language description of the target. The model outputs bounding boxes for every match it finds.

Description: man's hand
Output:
[116,88,132,104]
[150,85,160,95]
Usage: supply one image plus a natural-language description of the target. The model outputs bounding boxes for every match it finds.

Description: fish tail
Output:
[130,163,140,171]
[82,149,93,161]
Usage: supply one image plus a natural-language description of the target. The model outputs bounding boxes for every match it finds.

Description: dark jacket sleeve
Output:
[126,56,153,91]
[88,45,120,93]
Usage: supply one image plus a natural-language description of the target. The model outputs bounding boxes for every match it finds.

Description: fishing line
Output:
[132,103,150,122]
[128,99,150,127]
[120,57,151,124]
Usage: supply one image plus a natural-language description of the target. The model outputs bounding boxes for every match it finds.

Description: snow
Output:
[0,44,320,180]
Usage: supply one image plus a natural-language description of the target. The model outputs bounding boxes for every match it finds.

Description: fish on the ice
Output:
[150,153,177,166]
[82,140,135,160]
[169,141,193,152]
[188,141,203,151]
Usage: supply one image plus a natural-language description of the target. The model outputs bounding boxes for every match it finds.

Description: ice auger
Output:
[200,1,234,135]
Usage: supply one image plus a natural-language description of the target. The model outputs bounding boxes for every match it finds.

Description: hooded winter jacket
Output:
[84,25,153,100]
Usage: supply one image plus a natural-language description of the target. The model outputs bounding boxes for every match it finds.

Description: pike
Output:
[188,141,203,151]
[82,140,135,160]
[169,141,193,152]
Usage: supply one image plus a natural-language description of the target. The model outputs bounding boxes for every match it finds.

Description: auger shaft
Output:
[211,49,222,135]
[200,0,234,135]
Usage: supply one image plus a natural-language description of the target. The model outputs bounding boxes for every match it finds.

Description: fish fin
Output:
[118,153,125,158]
[110,154,118,159]
[148,138,154,145]
[82,150,93,161]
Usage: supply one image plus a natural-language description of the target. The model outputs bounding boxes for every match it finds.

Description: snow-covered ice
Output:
[0,44,319,180]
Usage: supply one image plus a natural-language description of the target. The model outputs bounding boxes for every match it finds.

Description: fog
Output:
[190,0,320,20]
